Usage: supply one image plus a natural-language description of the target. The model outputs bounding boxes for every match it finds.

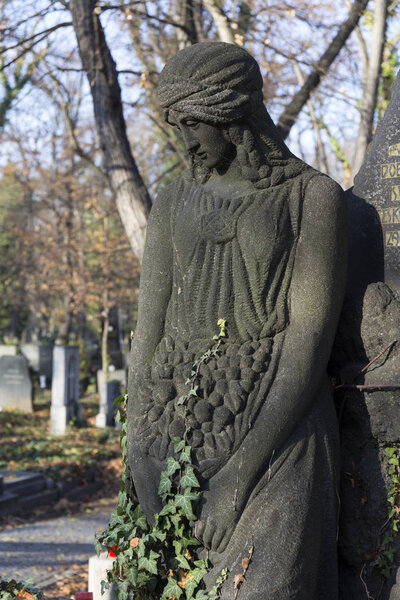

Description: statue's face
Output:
[168,112,235,170]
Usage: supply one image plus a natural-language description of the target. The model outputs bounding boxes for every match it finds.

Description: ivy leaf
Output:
[175,553,191,570]
[94,537,102,557]
[174,437,186,452]
[132,505,148,531]
[181,465,200,489]
[158,472,172,497]
[166,456,181,476]
[175,489,199,520]
[158,500,177,517]
[177,396,186,405]
[109,513,124,528]
[171,513,184,537]
[180,446,191,463]
[162,576,183,599]
[138,555,158,575]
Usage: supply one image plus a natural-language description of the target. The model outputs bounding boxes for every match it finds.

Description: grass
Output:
[0,386,121,483]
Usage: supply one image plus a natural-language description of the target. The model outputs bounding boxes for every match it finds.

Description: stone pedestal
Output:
[95,379,120,428]
[88,554,116,600]
[50,346,80,436]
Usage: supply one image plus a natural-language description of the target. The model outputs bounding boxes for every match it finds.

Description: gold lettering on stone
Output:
[388,143,400,157]
[385,230,400,247]
[378,207,400,224]
[391,185,400,202]
[381,163,400,179]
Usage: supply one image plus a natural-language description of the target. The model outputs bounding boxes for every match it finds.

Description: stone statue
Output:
[127,42,347,599]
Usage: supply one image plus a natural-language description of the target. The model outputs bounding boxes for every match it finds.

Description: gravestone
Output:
[350,73,400,295]
[50,346,80,436]
[96,369,126,397]
[95,379,120,428]
[128,42,347,598]
[21,343,40,371]
[39,344,53,386]
[0,345,17,358]
[331,70,400,599]
[0,355,32,412]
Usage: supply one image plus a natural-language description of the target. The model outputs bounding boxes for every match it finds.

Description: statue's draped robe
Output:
[129,169,339,599]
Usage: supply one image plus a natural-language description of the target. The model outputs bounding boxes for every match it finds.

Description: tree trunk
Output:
[277,0,370,139]
[70,0,151,263]
[101,301,110,381]
[351,0,388,179]
[202,0,235,44]
[176,0,200,49]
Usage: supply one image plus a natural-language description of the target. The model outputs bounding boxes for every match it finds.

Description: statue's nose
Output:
[182,128,200,153]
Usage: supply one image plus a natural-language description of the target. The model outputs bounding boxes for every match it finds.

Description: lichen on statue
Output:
[127,42,347,599]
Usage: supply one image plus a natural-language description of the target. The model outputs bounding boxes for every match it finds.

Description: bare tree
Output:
[351,0,388,179]
[277,0,370,139]
[70,0,152,263]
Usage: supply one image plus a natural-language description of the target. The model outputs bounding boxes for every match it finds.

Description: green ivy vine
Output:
[378,446,400,579]
[96,320,229,600]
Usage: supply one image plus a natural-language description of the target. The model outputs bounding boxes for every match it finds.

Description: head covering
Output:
[158,42,264,125]
[158,42,306,187]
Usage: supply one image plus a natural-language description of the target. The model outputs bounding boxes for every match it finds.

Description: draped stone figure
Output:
[127,42,347,599]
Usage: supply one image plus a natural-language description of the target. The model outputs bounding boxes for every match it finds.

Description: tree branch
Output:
[277,0,370,139]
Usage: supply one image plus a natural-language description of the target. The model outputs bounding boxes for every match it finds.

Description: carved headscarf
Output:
[158,42,264,125]
[158,42,305,187]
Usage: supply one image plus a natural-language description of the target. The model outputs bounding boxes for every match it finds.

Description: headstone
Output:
[96,369,126,399]
[0,345,17,358]
[39,344,53,385]
[105,307,123,370]
[0,355,32,412]
[88,554,116,600]
[21,343,40,371]
[50,346,80,436]
[331,71,400,599]
[351,73,400,295]
[95,379,120,428]
[127,42,347,598]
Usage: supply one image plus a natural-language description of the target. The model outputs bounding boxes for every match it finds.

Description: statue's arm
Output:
[127,187,173,518]
[130,187,173,373]
[196,175,348,551]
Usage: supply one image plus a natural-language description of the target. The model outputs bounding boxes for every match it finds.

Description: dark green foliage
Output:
[96,322,229,600]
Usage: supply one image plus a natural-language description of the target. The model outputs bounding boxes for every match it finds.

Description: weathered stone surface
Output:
[332,283,400,599]
[0,355,32,412]
[352,73,400,294]
[332,70,400,600]
[50,345,80,435]
[128,42,347,598]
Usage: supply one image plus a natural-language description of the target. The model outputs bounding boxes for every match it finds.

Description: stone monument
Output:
[0,355,32,412]
[127,42,347,598]
[331,71,400,600]
[50,345,80,436]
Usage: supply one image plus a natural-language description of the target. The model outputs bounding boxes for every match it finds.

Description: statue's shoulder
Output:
[302,170,347,224]
[150,180,180,217]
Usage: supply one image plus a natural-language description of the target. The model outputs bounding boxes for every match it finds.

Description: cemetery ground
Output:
[0,387,123,599]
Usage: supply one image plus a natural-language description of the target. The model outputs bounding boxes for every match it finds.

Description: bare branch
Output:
[277,0,370,139]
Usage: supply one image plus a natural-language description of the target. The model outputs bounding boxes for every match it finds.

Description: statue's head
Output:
[158,42,295,186]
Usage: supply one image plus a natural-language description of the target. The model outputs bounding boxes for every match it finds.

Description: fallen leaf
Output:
[15,591,35,600]
[241,557,250,570]
[130,537,140,547]
[234,573,246,589]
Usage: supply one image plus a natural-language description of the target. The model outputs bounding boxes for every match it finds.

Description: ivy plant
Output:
[96,320,229,600]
